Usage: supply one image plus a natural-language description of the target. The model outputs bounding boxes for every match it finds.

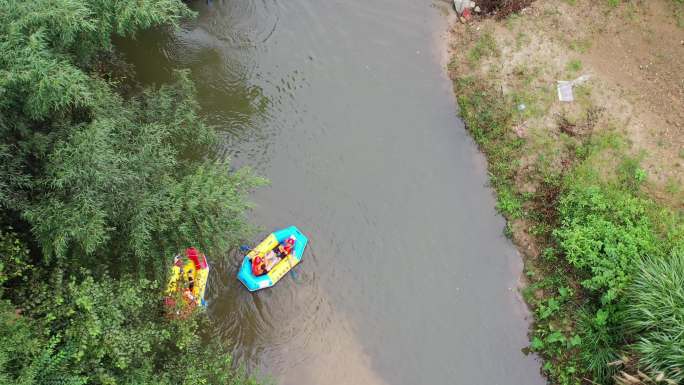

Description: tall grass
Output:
[623,251,684,382]
[576,307,622,383]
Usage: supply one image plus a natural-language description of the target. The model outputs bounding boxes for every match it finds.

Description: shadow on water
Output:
[113,1,272,142]
[116,1,544,384]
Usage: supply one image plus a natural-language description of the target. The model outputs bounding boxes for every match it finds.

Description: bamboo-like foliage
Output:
[623,251,684,383]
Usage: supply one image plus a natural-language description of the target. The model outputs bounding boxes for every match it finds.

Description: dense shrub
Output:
[554,184,659,305]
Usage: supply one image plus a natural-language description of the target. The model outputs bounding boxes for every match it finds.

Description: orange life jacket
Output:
[252,256,265,276]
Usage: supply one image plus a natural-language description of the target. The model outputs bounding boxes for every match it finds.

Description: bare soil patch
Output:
[449,0,684,207]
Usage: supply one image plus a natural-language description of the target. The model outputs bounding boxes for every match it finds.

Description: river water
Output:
[118,1,544,384]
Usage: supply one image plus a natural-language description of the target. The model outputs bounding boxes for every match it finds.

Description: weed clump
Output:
[475,0,534,19]
[467,31,499,66]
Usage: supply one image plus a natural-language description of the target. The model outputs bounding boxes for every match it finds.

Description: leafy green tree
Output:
[1,0,264,273]
[21,73,264,272]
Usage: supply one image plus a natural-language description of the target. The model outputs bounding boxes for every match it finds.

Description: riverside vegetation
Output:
[449,1,684,384]
[0,1,264,384]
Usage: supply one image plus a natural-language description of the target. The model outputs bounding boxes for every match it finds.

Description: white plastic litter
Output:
[556,74,591,102]
[453,0,468,13]
[557,82,573,102]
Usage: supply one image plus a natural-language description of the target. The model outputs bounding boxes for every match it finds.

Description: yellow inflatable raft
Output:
[165,247,209,308]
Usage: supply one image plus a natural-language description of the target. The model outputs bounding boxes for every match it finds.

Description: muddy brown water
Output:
[117,1,544,384]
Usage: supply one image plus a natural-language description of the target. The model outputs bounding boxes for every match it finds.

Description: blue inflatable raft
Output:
[237,226,308,291]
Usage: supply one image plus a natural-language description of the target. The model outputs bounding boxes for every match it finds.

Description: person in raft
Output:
[275,236,296,259]
[263,250,278,272]
[251,236,296,276]
[183,287,196,306]
[187,270,195,291]
[186,247,201,269]
[173,254,184,268]
[251,254,267,276]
